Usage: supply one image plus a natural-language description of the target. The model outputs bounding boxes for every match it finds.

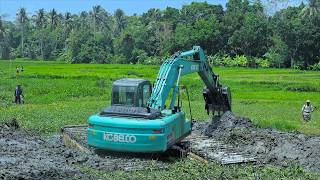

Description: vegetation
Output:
[82,160,318,179]
[0,60,319,135]
[1,0,320,69]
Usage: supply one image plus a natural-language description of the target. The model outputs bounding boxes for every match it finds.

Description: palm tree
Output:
[0,16,4,40]
[63,12,73,48]
[90,5,103,33]
[35,8,46,58]
[35,8,46,27]
[49,9,61,55]
[64,12,73,30]
[301,0,320,17]
[0,16,5,58]
[79,11,89,27]
[49,8,59,28]
[17,8,28,57]
[114,9,126,35]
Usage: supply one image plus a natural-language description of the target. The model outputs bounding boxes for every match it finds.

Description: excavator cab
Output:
[111,78,152,107]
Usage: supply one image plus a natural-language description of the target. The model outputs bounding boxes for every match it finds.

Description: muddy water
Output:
[190,112,320,173]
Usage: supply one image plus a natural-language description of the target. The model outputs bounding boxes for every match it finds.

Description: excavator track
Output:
[61,125,208,162]
[61,113,256,171]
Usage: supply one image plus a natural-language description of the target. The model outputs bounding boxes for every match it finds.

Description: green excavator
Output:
[87,46,231,152]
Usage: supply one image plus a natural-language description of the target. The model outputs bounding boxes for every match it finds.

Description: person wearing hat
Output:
[301,100,314,121]
[14,85,24,104]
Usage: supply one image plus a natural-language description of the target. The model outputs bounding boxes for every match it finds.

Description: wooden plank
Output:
[62,132,91,154]
[188,152,209,164]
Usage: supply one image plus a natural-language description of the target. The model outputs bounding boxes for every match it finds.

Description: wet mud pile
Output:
[189,112,320,173]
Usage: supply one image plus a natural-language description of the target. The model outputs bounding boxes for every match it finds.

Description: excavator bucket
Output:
[203,86,231,116]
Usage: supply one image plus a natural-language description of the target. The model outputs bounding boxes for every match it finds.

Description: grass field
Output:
[0,60,320,178]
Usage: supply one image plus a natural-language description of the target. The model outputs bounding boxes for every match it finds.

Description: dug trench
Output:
[1,112,320,179]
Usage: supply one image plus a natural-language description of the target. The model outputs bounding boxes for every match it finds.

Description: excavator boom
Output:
[148,46,231,115]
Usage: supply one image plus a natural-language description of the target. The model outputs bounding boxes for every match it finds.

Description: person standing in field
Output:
[16,67,20,74]
[301,100,314,121]
[14,85,24,104]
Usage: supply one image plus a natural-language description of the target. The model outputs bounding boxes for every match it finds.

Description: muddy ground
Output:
[0,120,170,179]
[189,111,320,173]
[1,113,320,179]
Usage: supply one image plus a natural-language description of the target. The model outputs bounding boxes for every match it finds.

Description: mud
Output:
[0,120,86,179]
[0,120,171,179]
[189,111,320,173]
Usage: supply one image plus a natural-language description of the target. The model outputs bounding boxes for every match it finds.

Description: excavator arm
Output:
[147,46,231,116]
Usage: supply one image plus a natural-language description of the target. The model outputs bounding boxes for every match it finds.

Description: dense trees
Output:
[0,0,319,69]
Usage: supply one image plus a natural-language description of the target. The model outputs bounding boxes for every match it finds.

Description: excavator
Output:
[87,46,231,153]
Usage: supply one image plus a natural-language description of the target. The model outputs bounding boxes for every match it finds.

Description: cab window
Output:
[112,86,136,106]
[142,84,151,107]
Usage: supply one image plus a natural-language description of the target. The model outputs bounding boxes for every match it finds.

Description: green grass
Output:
[0,60,319,178]
[79,160,318,179]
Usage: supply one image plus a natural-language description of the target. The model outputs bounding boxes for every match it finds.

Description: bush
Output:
[311,62,320,71]
[58,49,72,62]
[142,56,161,65]
[208,54,223,66]
[131,49,148,64]
[222,55,234,67]
[233,55,248,67]
[255,58,270,68]
[108,54,127,64]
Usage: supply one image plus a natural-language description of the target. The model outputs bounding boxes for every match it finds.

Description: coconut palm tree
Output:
[114,9,126,35]
[17,8,28,57]
[49,8,59,28]
[301,0,320,17]
[63,12,73,48]
[35,8,46,27]
[0,16,4,40]
[0,16,5,58]
[90,5,112,32]
[64,12,74,31]
[35,8,46,58]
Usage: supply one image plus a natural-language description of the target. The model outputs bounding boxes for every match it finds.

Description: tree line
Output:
[0,0,319,69]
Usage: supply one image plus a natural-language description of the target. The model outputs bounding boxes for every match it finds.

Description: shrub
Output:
[233,55,248,67]
[58,49,72,63]
[208,54,223,66]
[311,62,320,71]
[255,58,270,68]
[108,54,127,64]
[222,55,234,67]
[131,49,148,64]
[142,56,161,65]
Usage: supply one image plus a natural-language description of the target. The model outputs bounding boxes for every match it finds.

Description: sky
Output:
[0,0,304,21]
